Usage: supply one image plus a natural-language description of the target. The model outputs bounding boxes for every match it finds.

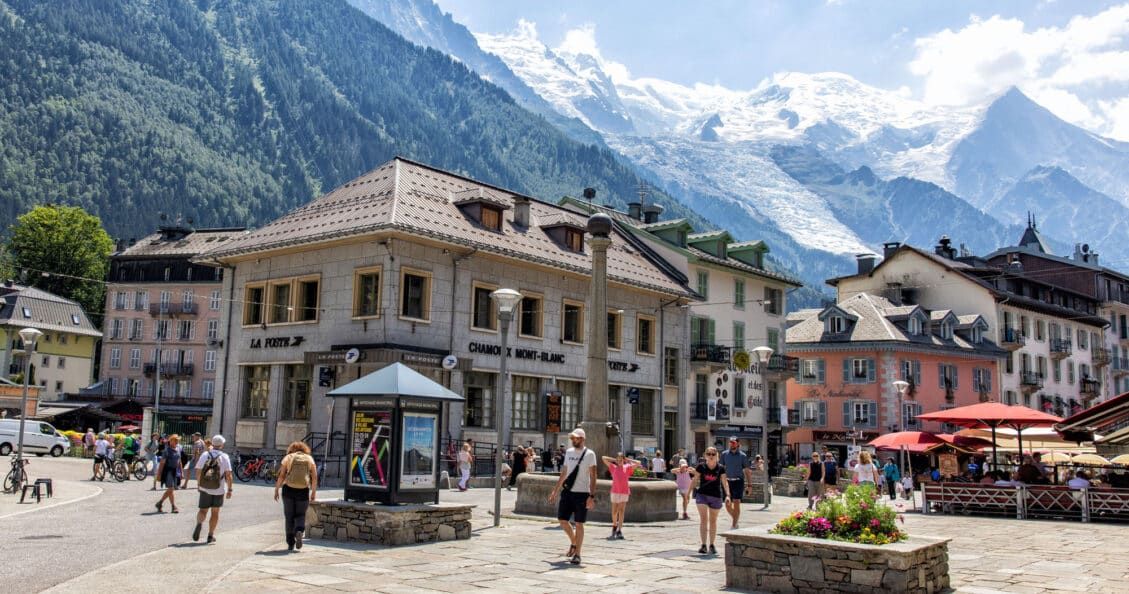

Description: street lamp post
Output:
[892,380,910,475]
[16,328,44,473]
[490,288,522,527]
[751,346,773,461]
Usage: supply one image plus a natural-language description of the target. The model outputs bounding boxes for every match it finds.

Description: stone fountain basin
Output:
[513,472,678,522]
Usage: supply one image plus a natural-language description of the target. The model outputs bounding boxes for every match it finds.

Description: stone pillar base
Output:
[306,500,473,546]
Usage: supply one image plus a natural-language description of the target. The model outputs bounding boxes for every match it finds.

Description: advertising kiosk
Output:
[327,362,463,505]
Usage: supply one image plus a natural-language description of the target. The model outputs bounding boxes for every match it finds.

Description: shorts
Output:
[728,478,745,499]
[806,480,824,497]
[695,493,724,509]
[198,492,226,509]
[610,492,630,504]
[677,486,691,496]
[556,491,590,523]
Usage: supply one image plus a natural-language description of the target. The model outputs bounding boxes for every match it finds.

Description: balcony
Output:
[1050,339,1072,360]
[1020,371,1043,393]
[765,354,800,379]
[1081,377,1101,397]
[999,328,1026,351]
[690,343,731,365]
[1092,347,1112,367]
[143,363,195,377]
[1113,357,1129,377]
[767,407,782,424]
[149,302,198,317]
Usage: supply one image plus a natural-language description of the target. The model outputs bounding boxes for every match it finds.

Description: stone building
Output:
[198,158,694,458]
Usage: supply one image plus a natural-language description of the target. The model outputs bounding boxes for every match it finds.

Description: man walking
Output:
[83,428,96,458]
[719,438,752,529]
[651,450,666,479]
[192,435,233,544]
[182,433,205,488]
[548,428,598,566]
[805,452,823,509]
[823,452,840,494]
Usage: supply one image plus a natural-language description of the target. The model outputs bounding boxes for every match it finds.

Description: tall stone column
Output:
[579,212,613,467]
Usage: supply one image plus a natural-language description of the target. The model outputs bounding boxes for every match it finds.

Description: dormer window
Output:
[908,317,922,335]
[971,327,982,344]
[565,228,584,252]
[827,315,846,334]
[481,206,502,231]
[941,322,953,340]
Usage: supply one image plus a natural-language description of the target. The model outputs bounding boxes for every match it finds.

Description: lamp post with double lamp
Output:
[892,380,910,475]
[490,287,522,527]
[751,346,774,460]
[16,328,44,473]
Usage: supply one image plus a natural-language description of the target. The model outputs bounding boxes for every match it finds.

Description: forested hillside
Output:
[0,0,702,238]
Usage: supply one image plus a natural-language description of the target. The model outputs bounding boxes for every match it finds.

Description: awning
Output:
[712,425,763,440]
[1056,391,1129,439]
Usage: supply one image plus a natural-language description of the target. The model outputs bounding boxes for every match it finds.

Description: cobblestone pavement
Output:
[207,487,1129,593]
[48,481,1129,591]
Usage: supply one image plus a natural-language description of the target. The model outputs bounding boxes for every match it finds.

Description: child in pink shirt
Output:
[602,453,640,540]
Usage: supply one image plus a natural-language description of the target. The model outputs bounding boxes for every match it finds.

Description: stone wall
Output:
[723,527,949,594]
[307,500,472,546]
[514,473,677,522]
[772,474,852,498]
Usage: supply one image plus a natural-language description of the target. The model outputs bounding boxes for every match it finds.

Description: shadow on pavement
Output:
[254,550,291,557]
[168,542,209,548]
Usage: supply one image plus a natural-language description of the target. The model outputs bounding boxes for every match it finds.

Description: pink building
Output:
[91,223,244,434]
[784,293,1001,463]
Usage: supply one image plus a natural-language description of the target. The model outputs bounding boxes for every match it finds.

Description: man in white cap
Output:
[193,435,233,544]
[548,427,598,565]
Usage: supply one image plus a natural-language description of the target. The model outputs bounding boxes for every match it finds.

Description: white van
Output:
[0,419,70,457]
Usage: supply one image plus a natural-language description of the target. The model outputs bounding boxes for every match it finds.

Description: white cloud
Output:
[909,4,1129,139]
[554,23,633,83]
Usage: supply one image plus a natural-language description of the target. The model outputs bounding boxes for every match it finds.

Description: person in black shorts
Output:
[548,428,598,566]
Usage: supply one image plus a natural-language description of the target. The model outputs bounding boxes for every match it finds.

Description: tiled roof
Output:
[538,212,586,229]
[0,284,102,337]
[638,218,692,232]
[117,228,247,258]
[200,158,693,297]
[686,247,802,287]
[687,230,731,242]
[786,293,1002,355]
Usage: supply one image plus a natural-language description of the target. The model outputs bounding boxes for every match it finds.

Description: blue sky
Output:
[434,0,1129,139]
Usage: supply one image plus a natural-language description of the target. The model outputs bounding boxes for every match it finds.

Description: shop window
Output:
[282,365,311,420]
[519,294,543,338]
[353,267,382,318]
[562,300,585,344]
[464,372,494,428]
[241,366,271,418]
[400,268,432,321]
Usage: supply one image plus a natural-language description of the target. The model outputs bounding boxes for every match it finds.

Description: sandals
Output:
[171,507,180,514]
[570,555,581,565]
[566,544,576,557]
[155,503,163,513]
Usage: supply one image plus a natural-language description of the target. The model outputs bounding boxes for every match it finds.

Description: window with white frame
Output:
[908,317,922,335]
[109,348,121,369]
[734,279,745,309]
[204,350,216,372]
[110,319,123,340]
[130,319,143,340]
[799,358,824,384]
[558,380,583,433]
[903,402,923,429]
[845,358,875,383]
[129,348,141,369]
[207,319,218,340]
[827,315,846,333]
[202,379,215,400]
[696,270,709,300]
[511,375,542,430]
[210,290,221,310]
[799,400,825,426]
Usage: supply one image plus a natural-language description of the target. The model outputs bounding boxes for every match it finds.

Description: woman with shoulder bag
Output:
[274,441,319,552]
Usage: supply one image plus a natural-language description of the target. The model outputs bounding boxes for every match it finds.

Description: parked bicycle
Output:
[3,456,29,493]
[236,452,268,482]
[93,455,127,482]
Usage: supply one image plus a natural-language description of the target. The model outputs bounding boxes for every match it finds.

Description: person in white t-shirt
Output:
[192,435,233,544]
[91,434,110,480]
[652,451,667,479]
[548,428,598,566]
[853,451,880,486]
[457,443,473,491]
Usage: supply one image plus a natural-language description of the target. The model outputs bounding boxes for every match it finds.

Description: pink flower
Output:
[870,519,880,528]
[859,502,869,510]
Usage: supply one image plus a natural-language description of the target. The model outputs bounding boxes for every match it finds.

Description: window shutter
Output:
[842,359,851,384]
[938,363,945,389]
[816,359,826,384]
[690,318,700,345]
[952,367,959,389]
[868,401,878,428]
[842,401,851,428]
[818,401,828,427]
[795,361,803,383]
[984,370,992,392]
[913,361,921,386]
[866,358,876,383]
[708,319,716,344]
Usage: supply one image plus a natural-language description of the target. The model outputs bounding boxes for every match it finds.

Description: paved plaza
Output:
[7,458,1128,593]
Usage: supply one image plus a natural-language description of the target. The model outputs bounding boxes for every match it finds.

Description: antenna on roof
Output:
[637,180,649,211]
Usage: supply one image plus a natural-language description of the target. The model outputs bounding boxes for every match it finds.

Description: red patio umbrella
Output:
[916,402,1062,468]
[868,431,943,449]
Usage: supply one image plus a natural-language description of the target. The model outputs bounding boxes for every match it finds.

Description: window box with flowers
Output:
[723,485,950,593]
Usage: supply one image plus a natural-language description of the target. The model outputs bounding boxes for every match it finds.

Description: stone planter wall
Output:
[307,500,472,546]
[772,475,852,498]
[514,472,677,522]
[723,527,950,594]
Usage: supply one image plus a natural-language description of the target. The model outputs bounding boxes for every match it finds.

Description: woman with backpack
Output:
[154,434,181,513]
[274,441,318,552]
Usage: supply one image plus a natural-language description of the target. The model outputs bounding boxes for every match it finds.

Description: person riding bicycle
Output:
[92,433,111,479]
[123,432,142,464]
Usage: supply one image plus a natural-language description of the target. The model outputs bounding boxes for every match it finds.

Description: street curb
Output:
[0,484,103,520]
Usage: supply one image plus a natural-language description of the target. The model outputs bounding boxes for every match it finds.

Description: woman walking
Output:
[688,446,731,555]
[853,451,880,486]
[602,452,641,539]
[274,441,318,552]
[672,459,693,519]
[154,434,181,513]
[457,442,473,491]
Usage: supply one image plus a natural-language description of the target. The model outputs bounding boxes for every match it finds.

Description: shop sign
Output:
[544,390,562,433]
[608,360,639,372]
[805,387,864,399]
[812,430,879,442]
[468,342,565,364]
[250,336,305,349]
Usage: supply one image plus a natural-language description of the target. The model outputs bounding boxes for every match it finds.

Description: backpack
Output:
[199,452,223,490]
[285,453,312,489]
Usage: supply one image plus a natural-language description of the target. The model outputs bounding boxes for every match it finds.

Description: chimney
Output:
[934,235,955,259]
[627,202,642,220]
[513,196,531,227]
[885,282,903,306]
[856,253,878,275]
[643,203,664,224]
[882,242,901,260]
[1008,253,1023,272]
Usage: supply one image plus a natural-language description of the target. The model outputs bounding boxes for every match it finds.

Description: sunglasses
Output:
[705,453,718,457]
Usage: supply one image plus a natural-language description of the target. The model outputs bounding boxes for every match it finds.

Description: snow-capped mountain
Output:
[358,1,1129,287]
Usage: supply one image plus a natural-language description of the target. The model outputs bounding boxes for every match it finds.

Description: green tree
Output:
[7,205,113,320]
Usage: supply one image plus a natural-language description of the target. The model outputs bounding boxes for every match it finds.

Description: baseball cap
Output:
[569,428,586,439]
[728,437,739,443]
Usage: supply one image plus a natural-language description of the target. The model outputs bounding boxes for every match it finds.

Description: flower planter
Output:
[722,526,950,594]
